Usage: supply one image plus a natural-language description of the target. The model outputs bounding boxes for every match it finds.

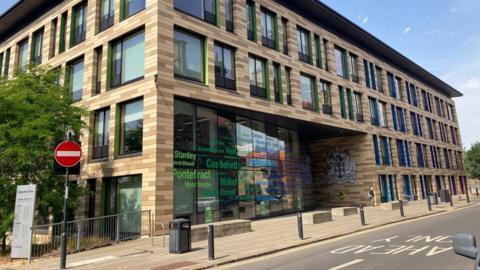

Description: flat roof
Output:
[0,0,463,98]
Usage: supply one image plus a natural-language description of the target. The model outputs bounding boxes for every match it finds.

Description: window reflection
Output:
[173,100,312,224]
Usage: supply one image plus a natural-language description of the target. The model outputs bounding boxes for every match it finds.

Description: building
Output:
[0,0,467,228]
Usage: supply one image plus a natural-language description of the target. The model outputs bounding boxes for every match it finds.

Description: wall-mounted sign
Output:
[326,150,356,185]
[11,184,37,259]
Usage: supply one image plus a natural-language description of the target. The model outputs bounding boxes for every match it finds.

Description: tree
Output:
[465,142,480,179]
[0,65,86,250]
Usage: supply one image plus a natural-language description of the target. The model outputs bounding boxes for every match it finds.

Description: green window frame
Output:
[260,7,278,50]
[297,27,311,64]
[281,17,288,55]
[17,39,29,71]
[248,54,269,99]
[314,34,322,68]
[109,29,145,88]
[273,62,282,103]
[246,0,256,41]
[121,0,146,21]
[31,28,44,65]
[99,0,115,31]
[347,89,354,121]
[334,46,349,79]
[93,107,110,160]
[3,48,10,76]
[338,86,347,119]
[174,0,217,25]
[116,98,144,156]
[70,3,87,47]
[0,52,3,76]
[300,73,317,111]
[66,57,85,102]
[59,12,67,54]
[174,28,206,84]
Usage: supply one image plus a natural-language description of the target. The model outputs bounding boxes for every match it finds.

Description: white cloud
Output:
[424,29,440,36]
[450,7,459,13]
[362,16,368,24]
[403,27,411,34]
[460,78,480,92]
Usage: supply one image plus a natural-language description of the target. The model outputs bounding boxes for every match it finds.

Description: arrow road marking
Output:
[57,151,81,157]
[328,259,364,270]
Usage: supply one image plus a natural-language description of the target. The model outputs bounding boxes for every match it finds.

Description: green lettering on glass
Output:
[219,188,236,196]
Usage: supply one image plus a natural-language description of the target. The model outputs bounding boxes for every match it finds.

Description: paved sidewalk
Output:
[4,197,479,270]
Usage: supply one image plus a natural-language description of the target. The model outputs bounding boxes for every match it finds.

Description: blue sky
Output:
[1,0,479,148]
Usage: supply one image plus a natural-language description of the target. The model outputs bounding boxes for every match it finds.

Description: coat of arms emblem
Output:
[326,150,356,184]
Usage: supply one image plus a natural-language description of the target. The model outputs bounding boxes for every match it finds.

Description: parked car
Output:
[453,233,480,269]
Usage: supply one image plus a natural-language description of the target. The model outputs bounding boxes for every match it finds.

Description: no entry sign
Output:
[54,141,82,167]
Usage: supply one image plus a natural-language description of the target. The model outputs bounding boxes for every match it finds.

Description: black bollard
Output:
[466,190,470,203]
[208,224,214,261]
[476,187,479,198]
[297,212,304,240]
[359,204,366,226]
[399,200,405,217]
[427,195,432,211]
[449,192,454,207]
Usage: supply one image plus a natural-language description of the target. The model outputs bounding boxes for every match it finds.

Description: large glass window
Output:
[249,55,267,98]
[123,0,145,19]
[334,46,347,78]
[246,1,256,41]
[59,12,67,54]
[3,48,10,76]
[71,3,87,46]
[300,74,316,110]
[297,27,311,63]
[174,29,204,83]
[94,46,103,94]
[111,30,145,87]
[100,0,115,31]
[260,8,277,49]
[214,43,235,90]
[378,101,387,127]
[282,18,289,55]
[349,53,358,82]
[17,39,29,70]
[119,98,143,155]
[93,108,110,159]
[67,58,84,101]
[173,100,312,224]
[369,97,379,126]
[174,0,216,24]
[273,62,282,103]
[225,0,234,32]
[320,80,332,114]
[375,66,383,92]
[285,67,292,105]
[353,91,363,121]
[31,28,44,64]
[339,86,347,119]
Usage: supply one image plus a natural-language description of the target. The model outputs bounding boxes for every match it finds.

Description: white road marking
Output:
[57,150,81,157]
[328,259,364,270]
[68,256,117,267]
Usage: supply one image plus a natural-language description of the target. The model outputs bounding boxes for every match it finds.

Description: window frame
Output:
[99,0,115,32]
[16,38,29,70]
[300,73,317,111]
[117,98,144,156]
[109,29,146,88]
[71,2,87,47]
[320,80,332,114]
[297,27,311,64]
[260,7,278,50]
[66,56,85,102]
[225,0,234,32]
[31,28,44,65]
[122,0,146,20]
[214,42,236,90]
[248,54,268,99]
[92,107,111,160]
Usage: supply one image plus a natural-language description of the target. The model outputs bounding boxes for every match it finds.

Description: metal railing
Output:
[29,210,165,260]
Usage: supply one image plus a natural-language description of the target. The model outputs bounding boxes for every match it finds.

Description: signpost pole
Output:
[60,167,68,269]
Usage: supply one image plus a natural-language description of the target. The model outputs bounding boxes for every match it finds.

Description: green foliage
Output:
[465,142,480,179]
[0,65,86,238]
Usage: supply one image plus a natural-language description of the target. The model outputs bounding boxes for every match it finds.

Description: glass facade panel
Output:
[124,0,145,19]
[174,30,204,82]
[120,99,143,155]
[17,39,28,70]
[68,58,84,101]
[111,31,145,87]
[173,99,312,224]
